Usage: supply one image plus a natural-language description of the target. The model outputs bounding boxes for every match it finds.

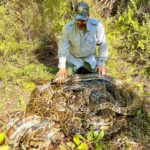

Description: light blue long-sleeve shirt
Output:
[58,18,108,70]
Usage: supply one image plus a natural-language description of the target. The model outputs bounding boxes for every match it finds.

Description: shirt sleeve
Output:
[58,25,70,68]
[96,23,108,67]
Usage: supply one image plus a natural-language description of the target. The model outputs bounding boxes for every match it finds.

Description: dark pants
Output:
[66,62,96,75]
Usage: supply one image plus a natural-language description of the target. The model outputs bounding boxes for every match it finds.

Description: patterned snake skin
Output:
[0,73,142,149]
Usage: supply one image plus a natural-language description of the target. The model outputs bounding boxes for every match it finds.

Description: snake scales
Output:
[0,73,142,149]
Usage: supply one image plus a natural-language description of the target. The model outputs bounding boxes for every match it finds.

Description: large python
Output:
[0,73,142,149]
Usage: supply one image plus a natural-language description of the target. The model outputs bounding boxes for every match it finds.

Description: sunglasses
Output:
[76,20,86,23]
[76,19,86,23]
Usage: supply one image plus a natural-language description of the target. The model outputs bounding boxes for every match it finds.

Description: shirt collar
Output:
[86,19,92,31]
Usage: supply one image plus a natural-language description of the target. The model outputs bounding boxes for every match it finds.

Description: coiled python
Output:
[0,73,142,149]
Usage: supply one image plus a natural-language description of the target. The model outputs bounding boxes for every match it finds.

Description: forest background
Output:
[0,0,149,115]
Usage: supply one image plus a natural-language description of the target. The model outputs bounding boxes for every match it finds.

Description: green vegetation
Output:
[0,0,69,112]
[0,132,5,144]
[60,130,105,150]
[0,0,149,92]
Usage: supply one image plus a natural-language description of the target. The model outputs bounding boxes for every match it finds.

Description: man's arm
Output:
[57,26,70,77]
[96,23,108,75]
[96,23,108,66]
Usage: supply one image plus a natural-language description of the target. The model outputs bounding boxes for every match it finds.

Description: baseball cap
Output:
[74,2,89,21]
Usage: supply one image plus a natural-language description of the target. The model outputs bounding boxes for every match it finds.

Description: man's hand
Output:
[57,68,67,77]
[96,65,105,75]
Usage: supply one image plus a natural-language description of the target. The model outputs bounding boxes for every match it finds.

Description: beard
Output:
[76,21,86,29]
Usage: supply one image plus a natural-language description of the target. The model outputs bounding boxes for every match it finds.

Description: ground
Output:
[0,54,149,149]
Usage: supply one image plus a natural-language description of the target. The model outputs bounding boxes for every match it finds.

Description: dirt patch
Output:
[0,85,29,115]
[143,102,150,114]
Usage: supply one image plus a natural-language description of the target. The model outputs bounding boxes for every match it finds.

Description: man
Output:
[57,2,108,77]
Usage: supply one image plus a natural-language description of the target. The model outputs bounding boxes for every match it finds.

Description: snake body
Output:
[0,73,142,149]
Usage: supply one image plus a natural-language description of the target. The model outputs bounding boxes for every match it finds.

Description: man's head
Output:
[74,2,89,28]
